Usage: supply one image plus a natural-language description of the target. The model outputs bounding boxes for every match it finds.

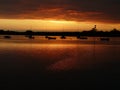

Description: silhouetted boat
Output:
[25,35,34,39]
[45,36,48,38]
[47,36,56,40]
[4,36,11,39]
[28,36,35,39]
[100,37,110,41]
[77,36,88,39]
[60,36,66,39]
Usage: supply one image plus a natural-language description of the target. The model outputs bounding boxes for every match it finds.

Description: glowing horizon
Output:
[0,19,120,32]
[0,0,120,32]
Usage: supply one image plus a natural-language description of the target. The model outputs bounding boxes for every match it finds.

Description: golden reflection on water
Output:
[0,37,120,71]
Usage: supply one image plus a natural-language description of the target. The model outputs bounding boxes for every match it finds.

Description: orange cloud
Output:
[0,0,120,23]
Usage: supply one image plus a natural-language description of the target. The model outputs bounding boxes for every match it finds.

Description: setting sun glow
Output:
[0,19,120,31]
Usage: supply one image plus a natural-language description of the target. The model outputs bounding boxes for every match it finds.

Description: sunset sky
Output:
[0,0,120,31]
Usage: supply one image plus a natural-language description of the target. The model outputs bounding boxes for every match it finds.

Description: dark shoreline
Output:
[0,29,120,37]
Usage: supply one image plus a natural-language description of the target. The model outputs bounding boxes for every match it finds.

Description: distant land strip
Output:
[0,29,120,37]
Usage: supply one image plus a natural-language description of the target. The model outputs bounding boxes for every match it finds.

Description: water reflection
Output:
[0,36,120,89]
[0,39,119,71]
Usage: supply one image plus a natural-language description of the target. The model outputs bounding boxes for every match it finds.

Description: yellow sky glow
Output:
[0,19,120,31]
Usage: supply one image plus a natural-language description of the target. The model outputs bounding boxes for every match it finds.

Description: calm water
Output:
[0,36,120,89]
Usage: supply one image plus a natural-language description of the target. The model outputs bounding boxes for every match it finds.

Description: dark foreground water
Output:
[0,36,120,89]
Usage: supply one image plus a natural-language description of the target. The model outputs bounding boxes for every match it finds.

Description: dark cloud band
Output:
[0,0,120,23]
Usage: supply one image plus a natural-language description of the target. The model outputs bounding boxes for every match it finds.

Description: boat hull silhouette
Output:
[77,36,88,39]
[25,35,35,39]
[100,37,110,41]
[45,36,56,40]
[4,36,11,39]
[60,36,66,39]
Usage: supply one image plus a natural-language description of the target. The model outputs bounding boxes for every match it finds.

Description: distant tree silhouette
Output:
[111,28,119,33]
[0,29,4,34]
[25,30,33,35]
[0,28,120,37]
[90,25,97,32]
